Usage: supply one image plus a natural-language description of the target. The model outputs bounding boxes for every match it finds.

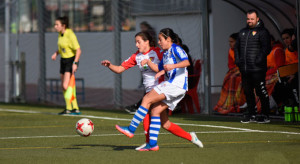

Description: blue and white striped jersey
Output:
[158,43,189,90]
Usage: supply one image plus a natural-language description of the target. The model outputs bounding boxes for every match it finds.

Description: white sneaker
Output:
[190,132,204,148]
[135,143,147,151]
[239,103,247,108]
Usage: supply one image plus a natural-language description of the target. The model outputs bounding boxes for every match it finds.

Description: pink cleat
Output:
[137,143,159,151]
[115,125,134,138]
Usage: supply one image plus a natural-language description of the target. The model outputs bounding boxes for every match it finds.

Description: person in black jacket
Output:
[234,9,271,123]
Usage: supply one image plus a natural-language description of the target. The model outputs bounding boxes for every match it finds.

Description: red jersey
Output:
[121,47,162,92]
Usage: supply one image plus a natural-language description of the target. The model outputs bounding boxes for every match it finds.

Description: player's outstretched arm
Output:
[101,60,126,74]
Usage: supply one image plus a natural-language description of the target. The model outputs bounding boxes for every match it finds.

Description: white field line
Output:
[1,108,300,137]
[176,123,260,132]
[0,108,131,121]
[0,131,253,140]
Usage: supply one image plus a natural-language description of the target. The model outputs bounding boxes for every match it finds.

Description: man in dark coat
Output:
[234,9,271,123]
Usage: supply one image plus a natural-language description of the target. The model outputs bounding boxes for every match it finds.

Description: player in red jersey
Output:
[101,31,203,150]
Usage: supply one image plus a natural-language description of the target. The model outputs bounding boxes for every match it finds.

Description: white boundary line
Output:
[0,108,131,121]
[0,131,253,140]
[1,108,300,140]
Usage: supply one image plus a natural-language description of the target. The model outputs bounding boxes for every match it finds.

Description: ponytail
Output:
[159,28,178,43]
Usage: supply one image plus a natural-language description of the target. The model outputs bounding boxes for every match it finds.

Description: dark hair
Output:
[135,31,155,47]
[281,28,294,37]
[159,28,178,43]
[181,44,189,54]
[247,9,259,17]
[56,16,69,28]
[230,33,239,40]
[174,33,183,46]
[140,21,153,31]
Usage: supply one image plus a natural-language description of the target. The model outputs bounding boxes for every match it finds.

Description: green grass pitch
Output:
[0,104,300,164]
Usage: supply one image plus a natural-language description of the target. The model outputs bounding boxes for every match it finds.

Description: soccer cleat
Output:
[135,143,147,151]
[190,132,204,148]
[241,115,256,123]
[58,109,71,115]
[70,109,81,115]
[137,143,159,151]
[256,115,270,124]
[115,125,134,138]
[124,105,137,114]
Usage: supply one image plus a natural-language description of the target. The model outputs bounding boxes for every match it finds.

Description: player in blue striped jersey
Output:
[116,28,203,151]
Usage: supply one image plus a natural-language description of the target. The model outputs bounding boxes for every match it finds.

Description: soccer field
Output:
[0,104,300,164]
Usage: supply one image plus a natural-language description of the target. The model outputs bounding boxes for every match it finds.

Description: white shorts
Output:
[154,81,186,111]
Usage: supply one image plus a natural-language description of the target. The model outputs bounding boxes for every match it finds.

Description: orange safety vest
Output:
[267,45,284,68]
[285,48,298,65]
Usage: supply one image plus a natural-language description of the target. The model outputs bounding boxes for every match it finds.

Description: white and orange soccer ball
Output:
[76,118,94,137]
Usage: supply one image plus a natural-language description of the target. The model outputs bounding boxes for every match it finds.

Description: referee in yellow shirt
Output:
[51,16,82,115]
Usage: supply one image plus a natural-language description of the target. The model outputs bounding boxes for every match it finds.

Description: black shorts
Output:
[60,56,75,74]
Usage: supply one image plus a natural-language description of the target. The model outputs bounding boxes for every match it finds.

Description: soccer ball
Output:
[76,118,94,137]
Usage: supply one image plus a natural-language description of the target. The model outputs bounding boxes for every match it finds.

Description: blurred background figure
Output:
[140,21,157,46]
[214,33,246,114]
[271,29,299,110]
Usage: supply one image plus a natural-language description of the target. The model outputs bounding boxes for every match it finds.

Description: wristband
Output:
[73,61,79,66]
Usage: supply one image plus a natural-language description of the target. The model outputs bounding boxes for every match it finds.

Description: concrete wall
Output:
[0,31,140,90]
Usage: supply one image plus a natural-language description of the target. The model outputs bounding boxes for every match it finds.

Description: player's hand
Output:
[155,71,165,79]
[51,53,57,61]
[72,64,78,73]
[163,64,174,71]
[101,60,111,67]
[141,59,148,66]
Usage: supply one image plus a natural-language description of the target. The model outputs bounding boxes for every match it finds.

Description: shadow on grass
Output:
[69,144,135,151]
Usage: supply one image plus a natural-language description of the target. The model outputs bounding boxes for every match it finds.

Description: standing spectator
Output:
[234,9,271,123]
[214,33,246,114]
[51,16,82,115]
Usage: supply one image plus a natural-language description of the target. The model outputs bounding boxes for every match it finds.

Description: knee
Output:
[142,95,153,106]
[161,120,171,129]
[151,109,160,116]
[62,83,68,91]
